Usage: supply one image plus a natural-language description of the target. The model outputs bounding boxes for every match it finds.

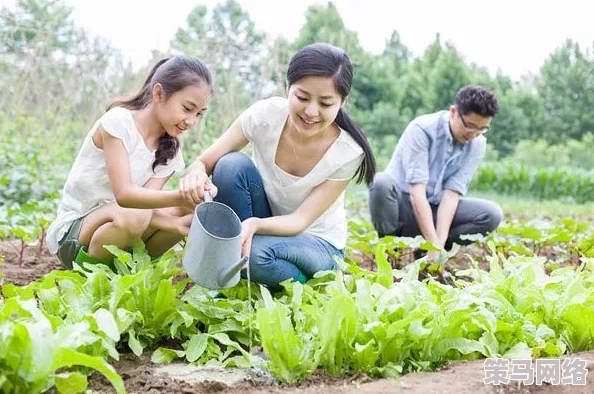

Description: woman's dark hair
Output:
[286,43,376,186]
[455,85,499,117]
[108,55,213,171]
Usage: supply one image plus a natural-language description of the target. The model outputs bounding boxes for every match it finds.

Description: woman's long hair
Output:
[287,43,376,185]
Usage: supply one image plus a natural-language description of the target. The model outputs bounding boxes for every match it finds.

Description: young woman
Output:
[180,43,376,291]
[46,55,215,268]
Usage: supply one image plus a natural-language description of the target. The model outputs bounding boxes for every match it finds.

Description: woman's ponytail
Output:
[335,108,376,185]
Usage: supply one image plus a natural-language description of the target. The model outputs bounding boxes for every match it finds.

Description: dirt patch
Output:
[0,240,64,286]
[83,351,594,393]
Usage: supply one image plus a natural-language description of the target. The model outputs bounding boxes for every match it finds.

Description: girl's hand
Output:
[176,213,193,237]
[179,171,218,205]
[240,217,260,258]
[204,179,218,200]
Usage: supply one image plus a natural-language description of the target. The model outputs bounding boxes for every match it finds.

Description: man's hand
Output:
[426,250,441,262]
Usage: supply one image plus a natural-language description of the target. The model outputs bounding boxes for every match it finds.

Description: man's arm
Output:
[409,183,441,248]
[435,189,460,247]
[438,139,487,248]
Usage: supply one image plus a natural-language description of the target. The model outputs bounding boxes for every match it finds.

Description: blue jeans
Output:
[212,152,342,292]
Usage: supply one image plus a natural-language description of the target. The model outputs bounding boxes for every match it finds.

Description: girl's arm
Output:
[181,118,249,203]
[143,175,171,191]
[144,176,192,236]
[102,126,186,209]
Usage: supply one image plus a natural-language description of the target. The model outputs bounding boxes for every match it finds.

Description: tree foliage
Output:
[1,0,592,165]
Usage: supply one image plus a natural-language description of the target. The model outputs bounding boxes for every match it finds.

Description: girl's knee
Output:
[114,209,152,238]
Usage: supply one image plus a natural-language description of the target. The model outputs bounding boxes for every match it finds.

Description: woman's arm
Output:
[239,178,350,256]
[256,179,350,235]
[102,126,186,209]
[181,118,249,204]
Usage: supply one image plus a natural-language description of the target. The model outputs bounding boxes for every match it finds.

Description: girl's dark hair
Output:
[286,43,376,185]
[108,55,213,171]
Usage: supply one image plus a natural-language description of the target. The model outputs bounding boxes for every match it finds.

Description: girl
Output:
[180,43,376,292]
[46,55,216,268]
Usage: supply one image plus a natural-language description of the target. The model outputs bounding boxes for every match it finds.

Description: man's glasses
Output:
[458,112,489,135]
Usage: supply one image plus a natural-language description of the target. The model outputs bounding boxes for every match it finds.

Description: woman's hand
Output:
[240,217,260,258]
[179,170,218,205]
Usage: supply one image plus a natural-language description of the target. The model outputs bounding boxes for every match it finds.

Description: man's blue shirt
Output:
[386,110,486,205]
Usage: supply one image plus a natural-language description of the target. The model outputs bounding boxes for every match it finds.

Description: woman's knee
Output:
[249,237,275,268]
[212,152,255,184]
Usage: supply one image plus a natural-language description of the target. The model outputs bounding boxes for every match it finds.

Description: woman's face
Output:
[287,75,343,138]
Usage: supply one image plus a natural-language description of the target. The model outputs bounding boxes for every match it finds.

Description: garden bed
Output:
[2,240,592,393]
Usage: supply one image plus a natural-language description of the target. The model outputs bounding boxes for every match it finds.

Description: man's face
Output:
[449,106,492,144]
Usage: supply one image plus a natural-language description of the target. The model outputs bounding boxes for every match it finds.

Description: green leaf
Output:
[127,328,144,356]
[151,347,184,363]
[52,348,125,394]
[93,308,120,342]
[185,333,209,362]
[374,243,393,288]
[54,372,88,394]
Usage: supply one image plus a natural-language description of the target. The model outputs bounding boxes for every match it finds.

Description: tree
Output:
[171,0,266,154]
[0,0,77,56]
[537,39,594,142]
[171,0,265,96]
[423,41,471,112]
[383,31,411,76]
[488,89,545,156]
[0,0,127,123]
[294,2,361,53]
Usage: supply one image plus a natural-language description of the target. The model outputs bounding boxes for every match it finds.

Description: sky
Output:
[5,0,594,79]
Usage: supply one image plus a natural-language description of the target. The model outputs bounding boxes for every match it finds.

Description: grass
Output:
[345,183,594,221]
[469,192,594,220]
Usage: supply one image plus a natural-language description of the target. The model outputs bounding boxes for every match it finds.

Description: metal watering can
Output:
[182,192,247,289]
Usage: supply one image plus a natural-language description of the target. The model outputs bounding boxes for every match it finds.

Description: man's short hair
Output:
[455,85,499,117]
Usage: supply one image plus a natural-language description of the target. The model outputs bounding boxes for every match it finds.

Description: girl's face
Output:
[155,82,211,137]
[287,75,343,139]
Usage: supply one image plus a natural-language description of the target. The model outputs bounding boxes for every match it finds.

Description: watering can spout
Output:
[218,256,248,287]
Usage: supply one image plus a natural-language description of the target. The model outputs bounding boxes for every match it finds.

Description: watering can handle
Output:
[204,191,213,202]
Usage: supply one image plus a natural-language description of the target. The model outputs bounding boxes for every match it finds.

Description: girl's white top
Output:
[240,97,364,250]
[46,107,185,254]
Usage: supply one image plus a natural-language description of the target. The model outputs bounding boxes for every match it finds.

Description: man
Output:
[369,85,503,260]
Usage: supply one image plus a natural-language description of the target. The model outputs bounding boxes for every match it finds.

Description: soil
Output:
[85,352,594,394]
[1,240,593,393]
[0,239,64,286]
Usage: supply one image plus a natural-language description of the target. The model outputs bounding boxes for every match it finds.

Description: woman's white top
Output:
[240,96,364,249]
[46,107,185,254]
